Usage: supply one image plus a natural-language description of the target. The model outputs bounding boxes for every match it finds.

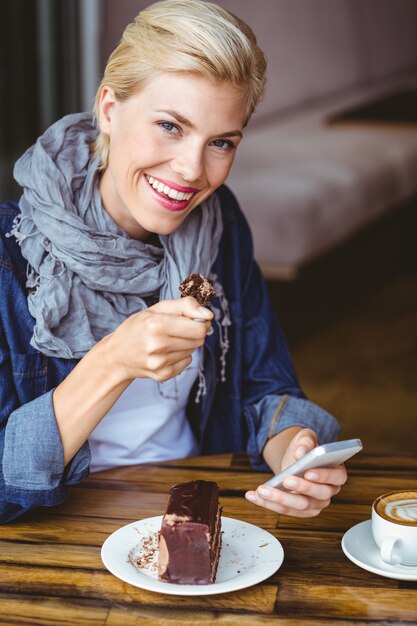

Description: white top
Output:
[88,348,201,472]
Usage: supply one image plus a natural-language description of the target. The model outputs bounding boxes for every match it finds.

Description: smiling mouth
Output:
[145,175,195,201]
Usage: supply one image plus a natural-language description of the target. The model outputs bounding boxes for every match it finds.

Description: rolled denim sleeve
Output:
[3,389,90,507]
[244,393,340,471]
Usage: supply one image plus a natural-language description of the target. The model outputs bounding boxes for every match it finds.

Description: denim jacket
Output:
[0,186,339,523]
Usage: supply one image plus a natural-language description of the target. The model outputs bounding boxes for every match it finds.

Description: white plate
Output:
[101,515,284,595]
[341,519,417,581]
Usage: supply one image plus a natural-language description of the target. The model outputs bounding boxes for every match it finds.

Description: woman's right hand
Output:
[106,296,213,383]
[54,296,212,464]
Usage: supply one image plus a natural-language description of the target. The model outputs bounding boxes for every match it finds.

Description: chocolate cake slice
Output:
[158,480,222,584]
[179,273,217,307]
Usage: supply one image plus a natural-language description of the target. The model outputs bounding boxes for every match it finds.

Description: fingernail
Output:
[306,471,319,480]
[207,326,213,336]
[257,486,272,497]
[284,477,298,489]
[245,492,257,503]
[198,306,210,317]
[295,446,307,459]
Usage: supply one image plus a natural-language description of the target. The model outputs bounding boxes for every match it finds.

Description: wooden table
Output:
[1,452,417,625]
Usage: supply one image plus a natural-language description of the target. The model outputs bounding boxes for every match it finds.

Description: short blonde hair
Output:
[92,0,267,169]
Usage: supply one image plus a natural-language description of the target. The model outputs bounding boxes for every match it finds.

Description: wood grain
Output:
[105,605,387,626]
[0,565,277,612]
[2,515,124,546]
[0,595,109,626]
[1,452,416,625]
[277,582,417,621]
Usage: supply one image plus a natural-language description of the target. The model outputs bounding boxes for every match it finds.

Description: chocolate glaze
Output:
[165,480,217,522]
[158,480,222,585]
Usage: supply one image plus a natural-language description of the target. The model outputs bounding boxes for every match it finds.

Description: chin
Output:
[154,214,191,234]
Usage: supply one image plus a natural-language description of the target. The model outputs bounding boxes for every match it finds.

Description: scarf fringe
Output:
[212,277,231,384]
[194,276,231,403]
[6,214,28,243]
[195,360,207,404]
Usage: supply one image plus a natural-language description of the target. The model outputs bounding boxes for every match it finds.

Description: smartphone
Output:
[263,438,363,489]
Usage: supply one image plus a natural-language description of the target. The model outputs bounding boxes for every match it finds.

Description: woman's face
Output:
[98,72,247,241]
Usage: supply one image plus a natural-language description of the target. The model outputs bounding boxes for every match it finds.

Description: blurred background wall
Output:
[0,0,100,200]
[100,0,417,122]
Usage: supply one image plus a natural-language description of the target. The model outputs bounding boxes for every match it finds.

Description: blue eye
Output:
[158,121,179,133]
[212,139,234,151]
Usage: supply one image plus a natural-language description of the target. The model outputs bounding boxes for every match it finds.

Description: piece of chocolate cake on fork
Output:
[179,273,217,307]
[158,480,222,584]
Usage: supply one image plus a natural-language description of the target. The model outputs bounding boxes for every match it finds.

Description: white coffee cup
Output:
[372,490,417,566]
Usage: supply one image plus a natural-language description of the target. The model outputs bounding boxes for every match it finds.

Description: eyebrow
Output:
[156,109,243,139]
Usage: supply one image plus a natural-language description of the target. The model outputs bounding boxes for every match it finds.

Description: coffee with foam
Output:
[372,490,417,566]
[374,491,417,526]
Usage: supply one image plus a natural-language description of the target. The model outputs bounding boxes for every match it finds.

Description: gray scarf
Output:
[10,112,228,364]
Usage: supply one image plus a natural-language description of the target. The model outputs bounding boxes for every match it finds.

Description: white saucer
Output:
[342,520,417,581]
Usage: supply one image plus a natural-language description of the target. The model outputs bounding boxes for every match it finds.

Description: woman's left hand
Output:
[245,428,348,518]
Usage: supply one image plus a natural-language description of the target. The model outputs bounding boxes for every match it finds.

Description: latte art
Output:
[375,490,417,526]
[385,499,417,523]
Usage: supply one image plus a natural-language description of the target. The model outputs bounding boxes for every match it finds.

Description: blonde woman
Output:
[0,0,346,524]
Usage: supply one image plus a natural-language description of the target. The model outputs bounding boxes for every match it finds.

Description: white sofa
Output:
[227,77,417,278]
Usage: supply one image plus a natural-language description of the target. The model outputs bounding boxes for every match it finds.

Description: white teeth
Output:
[146,175,193,201]
[168,188,180,200]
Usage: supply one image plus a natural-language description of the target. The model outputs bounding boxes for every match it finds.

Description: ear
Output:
[98,86,117,134]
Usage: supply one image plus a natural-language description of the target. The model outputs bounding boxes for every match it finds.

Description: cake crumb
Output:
[128,531,159,577]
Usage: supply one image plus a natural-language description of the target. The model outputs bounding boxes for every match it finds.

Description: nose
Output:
[171,141,205,183]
